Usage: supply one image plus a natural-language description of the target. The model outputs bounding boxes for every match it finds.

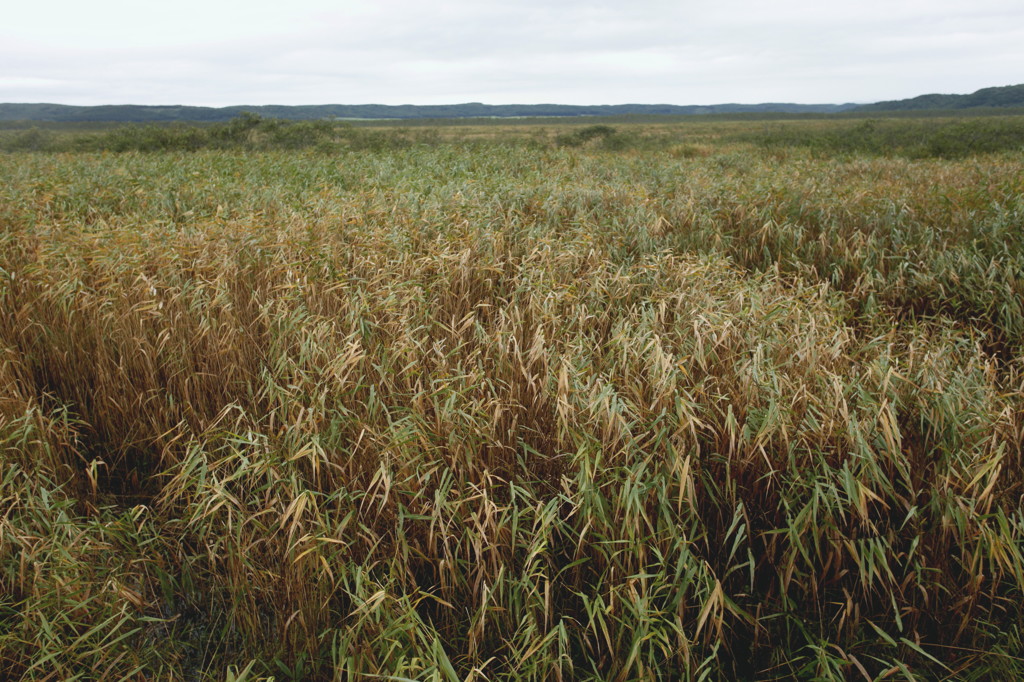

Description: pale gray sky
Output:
[2,0,1022,106]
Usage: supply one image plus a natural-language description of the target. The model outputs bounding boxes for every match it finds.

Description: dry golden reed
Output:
[1,126,1023,680]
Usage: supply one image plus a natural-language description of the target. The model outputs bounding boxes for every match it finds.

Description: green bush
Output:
[0,128,56,152]
[747,117,1024,158]
[556,124,619,148]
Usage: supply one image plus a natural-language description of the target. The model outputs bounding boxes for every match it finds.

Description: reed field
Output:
[1,117,1024,680]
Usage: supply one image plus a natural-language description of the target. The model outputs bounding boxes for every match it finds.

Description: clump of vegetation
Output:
[747,116,1024,158]
[555,124,621,148]
[1,120,1023,679]
[0,113,429,153]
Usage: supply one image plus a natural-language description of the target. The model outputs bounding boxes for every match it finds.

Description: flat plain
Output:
[1,116,1023,680]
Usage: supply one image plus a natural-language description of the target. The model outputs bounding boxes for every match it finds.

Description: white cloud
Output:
[1,0,1021,106]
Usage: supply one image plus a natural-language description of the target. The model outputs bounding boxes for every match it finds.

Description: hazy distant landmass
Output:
[0,101,857,123]
[1,84,1021,122]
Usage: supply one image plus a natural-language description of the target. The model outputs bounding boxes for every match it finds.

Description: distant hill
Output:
[0,101,857,123]
[855,84,1024,112]
[2,85,1022,123]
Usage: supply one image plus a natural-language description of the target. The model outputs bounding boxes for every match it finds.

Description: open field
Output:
[2,118,1024,679]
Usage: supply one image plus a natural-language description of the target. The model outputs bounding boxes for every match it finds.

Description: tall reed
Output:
[2,134,1023,679]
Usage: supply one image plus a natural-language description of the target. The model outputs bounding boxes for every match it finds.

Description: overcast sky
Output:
[2,0,1022,107]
